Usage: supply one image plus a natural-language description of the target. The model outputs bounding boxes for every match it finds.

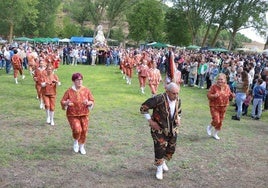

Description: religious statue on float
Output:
[94,25,106,47]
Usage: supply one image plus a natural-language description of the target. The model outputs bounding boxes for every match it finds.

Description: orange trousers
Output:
[138,76,147,87]
[13,68,23,78]
[209,106,227,130]
[43,95,56,111]
[35,84,42,99]
[149,84,159,95]
[67,116,89,144]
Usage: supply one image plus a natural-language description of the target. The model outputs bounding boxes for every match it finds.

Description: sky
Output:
[239,28,266,44]
[238,12,268,44]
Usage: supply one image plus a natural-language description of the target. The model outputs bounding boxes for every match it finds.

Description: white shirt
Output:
[144,95,176,120]
[167,95,176,119]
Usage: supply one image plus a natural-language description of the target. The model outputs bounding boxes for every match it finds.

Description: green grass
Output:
[0,65,267,187]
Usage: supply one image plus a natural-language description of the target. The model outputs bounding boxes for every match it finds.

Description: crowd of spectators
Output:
[1,42,268,118]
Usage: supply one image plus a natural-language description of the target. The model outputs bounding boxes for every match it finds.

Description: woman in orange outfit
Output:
[124,53,135,85]
[41,64,61,126]
[11,49,25,84]
[147,61,162,96]
[137,58,149,94]
[33,60,47,109]
[61,73,95,155]
[207,73,234,140]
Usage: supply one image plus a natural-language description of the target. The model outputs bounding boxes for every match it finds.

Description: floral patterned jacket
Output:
[140,93,182,136]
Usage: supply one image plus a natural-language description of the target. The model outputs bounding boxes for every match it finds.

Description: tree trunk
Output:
[210,25,222,47]
[264,36,268,50]
[80,22,84,35]
[201,11,216,47]
[8,22,14,43]
[228,31,237,50]
[202,24,211,47]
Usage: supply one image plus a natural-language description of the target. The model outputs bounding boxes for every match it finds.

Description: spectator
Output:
[251,78,266,120]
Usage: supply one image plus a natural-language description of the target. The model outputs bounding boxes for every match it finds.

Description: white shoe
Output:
[46,110,50,123]
[73,140,79,153]
[22,75,25,79]
[46,117,51,124]
[206,125,212,136]
[213,130,220,140]
[79,144,86,155]
[50,119,55,126]
[40,102,44,109]
[162,161,169,172]
[156,165,163,180]
[50,111,54,126]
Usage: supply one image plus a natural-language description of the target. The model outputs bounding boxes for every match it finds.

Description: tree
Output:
[226,0,267,50]
[127,0,165,43]
[173,0,209,45]
[165,7,191,46]
[200,0,225,47]
[68,0,90,35]
[86,0,109,39]
[35,0,61,37]
[110,27,125,43]
[61,17,80,38]
[0,0,38,41]
[16,1,39,38]
[210,0,236,47]
[265,36,268,50]
[105,0,138,39]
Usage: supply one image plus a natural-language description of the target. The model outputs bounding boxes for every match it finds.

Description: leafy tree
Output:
[210,0,236,47]
[127,0,164,43]
[0,0,38,41]
[85,0,109,39]
[226,0,268,50]
[165,7,191,46]
[61,17,80,38]
[35,0,61,37]
[16,0,39,38]
[200,0,225,47]
[68,0,90,35]
[173,0,208,45]
[105,0,138,39]
[110,27,125,43]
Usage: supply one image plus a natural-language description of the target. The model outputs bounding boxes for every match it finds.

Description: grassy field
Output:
[0,65,267,188]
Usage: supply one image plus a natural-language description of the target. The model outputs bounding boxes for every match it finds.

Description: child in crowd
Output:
[251,79,266,120]
[242,90,252,116]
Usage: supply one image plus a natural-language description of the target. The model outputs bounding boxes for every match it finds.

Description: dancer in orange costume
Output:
[137,59,149,94]
[207,73,234,140]
[125,53,135,85]
[11,49,25,84]
[120,53,127,79]
[148,61,162,96]
[33,60,47,109]
[52,49,60,71]
[61,73,95,155]
[27,47,38,75]
[41,64,61,126]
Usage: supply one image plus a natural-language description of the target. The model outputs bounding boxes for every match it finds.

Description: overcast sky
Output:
[239,28,266,44]
[239,12,268,44]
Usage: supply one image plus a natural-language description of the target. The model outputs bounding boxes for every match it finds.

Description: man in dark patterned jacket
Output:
[140,82,182,180]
